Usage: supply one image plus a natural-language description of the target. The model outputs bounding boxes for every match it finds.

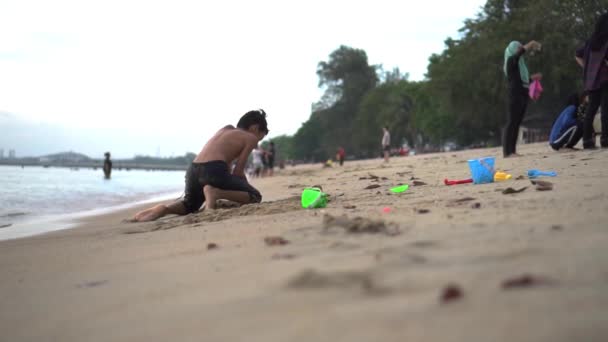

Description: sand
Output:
[1,143,608,342]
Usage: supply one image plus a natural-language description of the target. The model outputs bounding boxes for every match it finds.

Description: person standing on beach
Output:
[103,152,112,179]
[503,40,543,158]
[267,141,276,176]
[575,12,608,149]
[382,126,391,162]
[130,110,268,222]
[251,144,264,177]
[336,146,346,166]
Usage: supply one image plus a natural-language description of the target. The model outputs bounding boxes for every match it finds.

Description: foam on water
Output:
[0,165,185,240]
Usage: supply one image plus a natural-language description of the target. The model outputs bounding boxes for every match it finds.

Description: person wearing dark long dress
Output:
[103,152,112,179]
[503,40,542,158]
[575,12,608,149]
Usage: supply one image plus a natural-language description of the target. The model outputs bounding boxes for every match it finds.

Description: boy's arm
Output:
[232,135,257,178]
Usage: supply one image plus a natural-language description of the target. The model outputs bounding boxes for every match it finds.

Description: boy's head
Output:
[238,109,269,140]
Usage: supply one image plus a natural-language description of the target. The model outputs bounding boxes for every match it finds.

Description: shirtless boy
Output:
[131,110,268,222]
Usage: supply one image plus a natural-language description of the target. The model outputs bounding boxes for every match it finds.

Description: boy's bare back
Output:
[194,126,257,176]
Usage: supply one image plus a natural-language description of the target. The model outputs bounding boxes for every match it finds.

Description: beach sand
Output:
[1,143,608,341]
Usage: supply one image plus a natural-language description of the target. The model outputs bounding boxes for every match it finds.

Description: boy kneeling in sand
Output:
[131,110,268,222]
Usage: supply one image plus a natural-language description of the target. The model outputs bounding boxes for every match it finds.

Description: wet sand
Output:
[1,143,608,341]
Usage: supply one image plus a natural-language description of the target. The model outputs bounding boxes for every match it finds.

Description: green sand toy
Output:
[390,184,409,193]
[301,187,328,209]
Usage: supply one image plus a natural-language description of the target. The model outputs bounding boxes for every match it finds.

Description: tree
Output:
[293,45,379,160]
[292,113,324,161]
[287,1,606,159]
[425,0,605,147]
[353,81,414,156]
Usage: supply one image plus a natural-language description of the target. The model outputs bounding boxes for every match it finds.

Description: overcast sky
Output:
[0,0,486,158]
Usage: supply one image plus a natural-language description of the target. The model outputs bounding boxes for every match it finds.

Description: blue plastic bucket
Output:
[467,157,495,184]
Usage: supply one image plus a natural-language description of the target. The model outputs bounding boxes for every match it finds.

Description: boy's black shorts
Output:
[181,161,262,213]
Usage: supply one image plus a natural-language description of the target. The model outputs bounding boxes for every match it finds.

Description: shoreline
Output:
[0,191,182,241]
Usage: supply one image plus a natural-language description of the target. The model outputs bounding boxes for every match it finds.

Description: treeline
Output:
[269,0,604,162]
[132,153,196,165]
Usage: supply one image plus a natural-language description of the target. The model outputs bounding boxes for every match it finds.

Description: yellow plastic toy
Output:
[494,171,512,182]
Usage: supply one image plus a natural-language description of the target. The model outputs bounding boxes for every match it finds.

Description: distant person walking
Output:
[503,40,543,158]
[382,126,391,162]
[103,152,112,179]
[575,12,608,149]
[336,147,346,166]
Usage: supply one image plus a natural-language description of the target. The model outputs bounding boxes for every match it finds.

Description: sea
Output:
[0,165,185,240]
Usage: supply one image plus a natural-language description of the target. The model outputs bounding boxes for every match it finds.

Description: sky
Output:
[0,0,486,158]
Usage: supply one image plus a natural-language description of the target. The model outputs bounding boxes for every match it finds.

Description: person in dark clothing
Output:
[575,12,608,149]
[103,152,112,179]
[336,147,346,166]
[503,40,543,158]
[267,141,276,176]
[130,110,268,222]
[549,94,586,150]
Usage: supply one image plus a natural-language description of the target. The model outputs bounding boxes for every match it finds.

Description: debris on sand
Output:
[454,197,476,202]
[412,180,427,186]
[416,208,430,214]
[364,184,381,190]
[447,197,476,206]
[207,243,218,250]
[359,173,380,180]
[271,253,296,260]
[77,280,109,289]
[411,240,438,248]
[343,205,357,209]
[440,284,463,303]
[531,180,553,191]
[501,274,553,289]
[471,202,481,209]
[287,269,386,294]
[264,236,290,246]
[323,214,400,236]
[515,175,526,180]
[502,187,528,195]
